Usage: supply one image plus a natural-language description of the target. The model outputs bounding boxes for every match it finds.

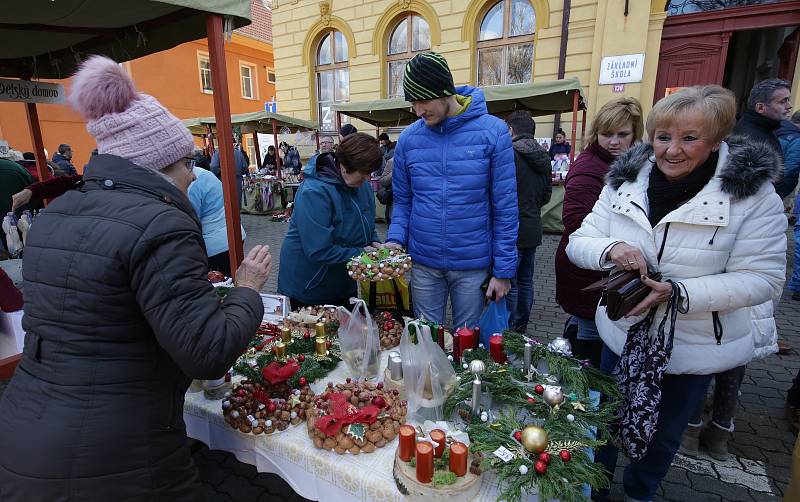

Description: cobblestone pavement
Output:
[2,214,797,501]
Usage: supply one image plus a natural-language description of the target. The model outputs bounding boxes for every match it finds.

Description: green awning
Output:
[332,77,586,127]
[0,0,252,78]
[183,110,318,136]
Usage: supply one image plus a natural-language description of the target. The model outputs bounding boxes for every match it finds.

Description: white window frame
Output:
[240,61,258,100]
[197,51,213,94]
[266,67,277,84]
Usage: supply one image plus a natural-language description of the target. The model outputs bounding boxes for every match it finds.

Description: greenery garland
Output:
[442,333,621,502]
[234,335,341,389]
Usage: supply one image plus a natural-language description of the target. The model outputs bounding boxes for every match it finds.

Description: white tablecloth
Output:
[183,351,536,502]
[0,310,24,360]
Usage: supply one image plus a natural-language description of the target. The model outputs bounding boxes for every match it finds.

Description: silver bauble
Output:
[469,359,486,375]
[547,337,573,357]
[542,387,565,406]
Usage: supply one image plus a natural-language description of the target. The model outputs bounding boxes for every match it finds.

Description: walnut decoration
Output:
[307,380,408,454]
[348,248,412,282]
[284,305,339,336]
[374,311,402,349]
[221,381,315,435]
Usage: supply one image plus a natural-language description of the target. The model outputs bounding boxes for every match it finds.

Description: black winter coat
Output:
[513,134,552,248]
[732,110,782,156]
[0,155,263,501]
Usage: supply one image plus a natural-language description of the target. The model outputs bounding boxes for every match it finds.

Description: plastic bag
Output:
[399,320,458,422]
[336,298,380,381]
[477,299,509,347]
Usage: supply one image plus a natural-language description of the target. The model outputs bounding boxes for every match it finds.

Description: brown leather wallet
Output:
[581,270,663,321]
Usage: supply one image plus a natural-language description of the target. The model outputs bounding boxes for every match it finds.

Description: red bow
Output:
[315,392,380,437]
[261,360,300,385]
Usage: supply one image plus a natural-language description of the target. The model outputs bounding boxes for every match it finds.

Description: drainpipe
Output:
[552,0,571,138]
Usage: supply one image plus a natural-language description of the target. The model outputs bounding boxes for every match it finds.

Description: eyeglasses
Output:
[182,157,196,171]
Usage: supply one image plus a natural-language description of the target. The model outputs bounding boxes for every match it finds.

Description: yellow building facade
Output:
[270,0,799,145]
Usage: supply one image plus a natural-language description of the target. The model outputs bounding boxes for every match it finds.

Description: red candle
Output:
[452,331,461,363]
[489,334,506,363]
[449,442,468,477]
[398,424,416,462]
[473,326,481,349]
[430,429,446,458]
[437,325,445,351]
[415,441,434,483]
[457,327,474,359]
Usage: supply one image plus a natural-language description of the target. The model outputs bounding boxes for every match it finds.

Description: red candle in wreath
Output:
[449,442,468,477]
[430,429,446,458]
[489,334,506,364]
[398,424,416,462]
[415,442,434,483]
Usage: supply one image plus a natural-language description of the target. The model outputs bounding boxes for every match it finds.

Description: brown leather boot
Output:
[679,423,703,457]
[700,421,732,461]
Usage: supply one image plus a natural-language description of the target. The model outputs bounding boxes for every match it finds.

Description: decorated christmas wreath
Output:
[443,331,621,502]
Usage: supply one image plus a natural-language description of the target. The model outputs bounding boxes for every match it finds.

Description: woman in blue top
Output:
[278,133,382,309]
[188,162,246,276]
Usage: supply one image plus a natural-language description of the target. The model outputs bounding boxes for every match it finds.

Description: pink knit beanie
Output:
[69,55,194,171]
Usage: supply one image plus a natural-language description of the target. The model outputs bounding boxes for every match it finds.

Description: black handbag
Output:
[612,281,680,460]
[581,270,663,321]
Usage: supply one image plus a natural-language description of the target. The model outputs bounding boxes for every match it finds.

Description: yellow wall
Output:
[271,0,668,148]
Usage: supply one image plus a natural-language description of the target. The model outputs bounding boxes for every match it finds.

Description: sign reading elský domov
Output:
[0,78,65,104]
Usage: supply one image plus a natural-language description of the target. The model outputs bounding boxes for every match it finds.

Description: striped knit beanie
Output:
[403,52,456,102]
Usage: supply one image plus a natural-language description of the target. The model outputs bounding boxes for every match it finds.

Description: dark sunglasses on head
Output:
[182,157,196,170]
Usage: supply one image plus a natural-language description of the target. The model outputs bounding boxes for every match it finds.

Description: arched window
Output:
[387,14,431,98]
[315,30,349,131]
[477,0,535,87]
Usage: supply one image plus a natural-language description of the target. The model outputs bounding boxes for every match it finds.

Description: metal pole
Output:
[570,90,579,164]
[252,131,261,169]
[272,120,282,179]
[206,14,244,277]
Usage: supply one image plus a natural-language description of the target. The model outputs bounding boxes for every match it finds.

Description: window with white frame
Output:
[315,30,350,132]
[198,53,213,93]
[267,68,276,83]
[387,14,431,98]
[477,0,536,87]
[240,63,256,99]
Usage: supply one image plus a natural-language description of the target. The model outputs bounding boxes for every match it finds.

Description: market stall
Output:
[184,280,618,502]
[184,111,318,214]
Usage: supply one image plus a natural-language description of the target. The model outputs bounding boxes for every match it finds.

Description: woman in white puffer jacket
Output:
[567,85,786,502]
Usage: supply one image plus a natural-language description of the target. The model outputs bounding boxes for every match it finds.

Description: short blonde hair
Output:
[586,97,644,149]
[646,85,736,143]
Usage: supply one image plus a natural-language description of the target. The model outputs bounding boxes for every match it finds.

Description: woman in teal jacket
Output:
[278,133,382,308]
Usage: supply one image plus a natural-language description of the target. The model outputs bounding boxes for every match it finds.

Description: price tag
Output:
[493,446,514,463]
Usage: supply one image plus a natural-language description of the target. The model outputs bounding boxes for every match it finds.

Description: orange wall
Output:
[0,34,274,171]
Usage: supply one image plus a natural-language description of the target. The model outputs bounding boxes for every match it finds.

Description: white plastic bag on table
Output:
[336,298,380,381]
[399,320,457,422]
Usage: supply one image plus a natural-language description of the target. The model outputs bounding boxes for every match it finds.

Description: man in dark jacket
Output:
[733,78,793,196]
[51,143,78,176]
[386,52,518,329]
[777,112,800,201]
[505,111,552,333]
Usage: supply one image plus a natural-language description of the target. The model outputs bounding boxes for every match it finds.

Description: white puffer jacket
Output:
[567,138,787,375]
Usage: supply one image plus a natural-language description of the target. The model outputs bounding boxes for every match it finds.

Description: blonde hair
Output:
[586,97,644,149]
[646,85,736,143]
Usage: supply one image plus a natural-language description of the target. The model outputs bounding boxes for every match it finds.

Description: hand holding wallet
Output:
[581,270,663,321]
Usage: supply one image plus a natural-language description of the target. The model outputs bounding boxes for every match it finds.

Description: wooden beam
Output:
[205,14,244,277]
[252,131,261,169]
[23,98,51,185]
[272,120,282,179]
[0,354,20,380]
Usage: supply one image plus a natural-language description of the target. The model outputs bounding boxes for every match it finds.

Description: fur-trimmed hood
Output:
[606,136,782,200]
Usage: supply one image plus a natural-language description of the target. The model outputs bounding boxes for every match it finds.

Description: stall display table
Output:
[183,351,536,502]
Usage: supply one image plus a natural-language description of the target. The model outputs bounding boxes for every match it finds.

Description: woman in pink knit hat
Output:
[0,56,271,501]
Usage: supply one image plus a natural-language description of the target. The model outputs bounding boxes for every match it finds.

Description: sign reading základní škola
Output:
[0,78,65,104]
[599,54,645,85]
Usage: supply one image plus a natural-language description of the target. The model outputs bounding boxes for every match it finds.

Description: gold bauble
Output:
[520,425,548,453]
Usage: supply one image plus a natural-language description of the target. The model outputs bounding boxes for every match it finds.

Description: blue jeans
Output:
[788,222,800,293]
[575,315,600,341]
[410,263,488,329]
[507,246,536,332]
[596,344,712,501]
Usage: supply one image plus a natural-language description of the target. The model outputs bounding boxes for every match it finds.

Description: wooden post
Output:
[315,131,320,151]
[375,126,380,139]
[252,131,261,169]
[581,108,587,148]
[206,14,244,277]
[336,112,343,140]
[272,120,282,179]
[569,90,579,164]
[206,125,215,154]
[23,99,50,183]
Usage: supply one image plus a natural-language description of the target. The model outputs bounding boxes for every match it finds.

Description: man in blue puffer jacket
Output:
[386,52,518,328]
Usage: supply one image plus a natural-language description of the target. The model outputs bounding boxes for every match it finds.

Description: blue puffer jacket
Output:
[277,153,378,304]
[387,86,518,278]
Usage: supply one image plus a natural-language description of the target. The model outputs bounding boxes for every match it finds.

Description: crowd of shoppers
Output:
[1,46,798,502]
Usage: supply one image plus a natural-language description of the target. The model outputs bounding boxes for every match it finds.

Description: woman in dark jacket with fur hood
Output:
[0,56,272,501]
